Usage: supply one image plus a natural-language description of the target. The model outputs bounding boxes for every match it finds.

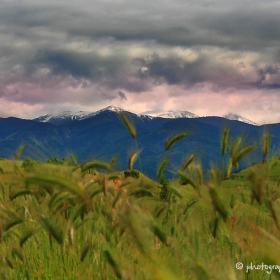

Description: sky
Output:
[0,0,280,124]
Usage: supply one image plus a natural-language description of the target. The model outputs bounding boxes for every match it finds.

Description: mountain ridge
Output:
[223,113,259,126]
[1,110,279,178]
[32,106,259,126]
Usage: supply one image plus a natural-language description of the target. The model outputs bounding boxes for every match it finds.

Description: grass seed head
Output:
[209,186,228,222]
[120,113,136,139]
[69,154,78,166]
[229,137,242,157]
[232,144,254,169]
[164,132,187,151]
[221,128,229,157]
[128,152,138,170]
[15,143,25,160]
[181,154,194,171]
[157,159,168,181]
[81,161,110,173]
[262,130,269,162]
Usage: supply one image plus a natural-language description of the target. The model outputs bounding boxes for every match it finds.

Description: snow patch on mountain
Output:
[34,111,90,123]
[33,106,124,123]
[223,113,259,126]
[56,111,90,120]
[34,114,53,123]
[91,106,124,116]
[147,110,199,119]
[33,106,259,126]
[137,114,155,120]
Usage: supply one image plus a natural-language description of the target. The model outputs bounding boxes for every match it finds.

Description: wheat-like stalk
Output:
[128,151,138,170]
[221,127,229,157]
[262,130,269,162]
[181,154,194,171]
[164,132,187,151]
[157,159,168,181]
[120,113,136,139]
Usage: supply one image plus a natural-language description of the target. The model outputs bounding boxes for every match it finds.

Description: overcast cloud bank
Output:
[0,0,280,124]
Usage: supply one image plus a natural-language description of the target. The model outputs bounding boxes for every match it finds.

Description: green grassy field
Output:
[1,123,280,279]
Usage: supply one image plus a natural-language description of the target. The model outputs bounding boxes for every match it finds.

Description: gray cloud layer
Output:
[0,0,280,122]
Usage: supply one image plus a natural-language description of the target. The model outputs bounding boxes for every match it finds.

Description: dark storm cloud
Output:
[26,45,279,94]
[251,65,280,89]
[1,1,280,51]
[193,9,280,50]
[1,0,280,118]
[134,53,254,90]
[30,48,248,93]
[35,50,94,79]
[30,48,152,92]
[257,65,280,78]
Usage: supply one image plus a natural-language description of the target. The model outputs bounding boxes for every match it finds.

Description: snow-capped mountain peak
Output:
[146,110,199,119]
[105,106,123,112]
[223,113,259,126]
[33,111,90,123]
[94,106,123,114]
[33,106,125,125]
[33,107,259,126]
[34,107,200,125]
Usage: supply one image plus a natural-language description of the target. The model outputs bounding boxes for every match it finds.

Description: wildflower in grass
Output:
[231,216,237,222]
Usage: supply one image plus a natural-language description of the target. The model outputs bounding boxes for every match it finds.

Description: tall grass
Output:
[0,121,280,279]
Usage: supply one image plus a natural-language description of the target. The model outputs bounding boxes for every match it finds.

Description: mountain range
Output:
[33,106,259,126]
[0,106,279,178]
